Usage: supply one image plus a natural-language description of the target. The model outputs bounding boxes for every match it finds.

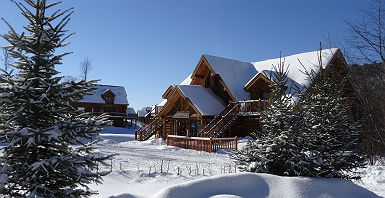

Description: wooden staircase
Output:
[135,115,163,141]
[198,100,271,138]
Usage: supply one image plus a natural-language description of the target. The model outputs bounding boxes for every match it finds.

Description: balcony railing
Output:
[166,135,237,152]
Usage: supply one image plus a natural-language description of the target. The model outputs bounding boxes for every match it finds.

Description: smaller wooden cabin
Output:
[72,84,129,127]
[137,107,153,124]
[158,85,226,138]
[126,107,138,127]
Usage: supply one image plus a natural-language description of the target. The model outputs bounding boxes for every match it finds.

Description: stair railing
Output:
[136,115,162,141]
[197,101,237,137]
[198,100,272,138]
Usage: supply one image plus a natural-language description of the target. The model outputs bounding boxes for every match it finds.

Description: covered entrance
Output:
[171,111,201,137]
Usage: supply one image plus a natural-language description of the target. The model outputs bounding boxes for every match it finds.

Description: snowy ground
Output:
[92,126,237,198]
[151,173,379,198]
[0,126,383,197]
[91,126,385,198]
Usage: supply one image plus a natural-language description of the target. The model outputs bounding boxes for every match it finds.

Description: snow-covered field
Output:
[90,126,385,198]
[0,126,383,197]
[92,126,237,197]
[151,173,379,198]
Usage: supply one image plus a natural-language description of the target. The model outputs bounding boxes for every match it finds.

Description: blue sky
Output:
[0,0,370,111]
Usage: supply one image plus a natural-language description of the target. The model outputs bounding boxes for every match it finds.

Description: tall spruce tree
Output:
[297,75,365,179]
[234,55,311,176]
[0,1,110,197]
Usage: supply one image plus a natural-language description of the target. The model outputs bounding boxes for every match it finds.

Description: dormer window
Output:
[101,89,115,104]
[244,73,274,101]
[105,96,112,104]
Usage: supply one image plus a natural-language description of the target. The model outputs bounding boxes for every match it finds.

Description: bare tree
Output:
[62,75,78,83]
[350,63,385,164]
[80,57,92,81]
[345,0,385,64]
[344,0,385,164]
[1,48,11,71]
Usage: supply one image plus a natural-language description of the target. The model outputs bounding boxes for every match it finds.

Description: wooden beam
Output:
[194,74,204,79]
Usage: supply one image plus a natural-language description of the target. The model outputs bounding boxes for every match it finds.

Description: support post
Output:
[185,135,188,149]
[140,131,143,141]
[209,137,213,153]
[135,131,137,140]
[166,134,169,145]
[235,136,238,150]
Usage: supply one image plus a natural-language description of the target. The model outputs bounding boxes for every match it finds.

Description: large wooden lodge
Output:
[136,48,355,151]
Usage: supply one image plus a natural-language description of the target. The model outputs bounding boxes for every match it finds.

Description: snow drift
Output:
[151,172,380,198]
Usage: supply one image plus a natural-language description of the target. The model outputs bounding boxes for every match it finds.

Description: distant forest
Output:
[350,62,385,162]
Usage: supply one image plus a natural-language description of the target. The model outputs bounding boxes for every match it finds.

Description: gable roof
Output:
[177,85,226,116]
[202,48,339,102]
[180,74,192,85]
[126,107,136,115]
[244,72,275,92]
[251,48,339,92]
[102,89,115,96]
[158,74,193,106]
[137,109,147,117]
[79,84,129,105]
[203,55,257,101]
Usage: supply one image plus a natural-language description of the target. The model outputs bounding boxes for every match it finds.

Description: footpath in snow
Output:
[89,126,384,198]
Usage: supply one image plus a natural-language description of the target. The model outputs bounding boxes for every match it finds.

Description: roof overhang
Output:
[159,86,203,118]
[190,55,237,102]
[244,73,275,92]
[162,85,175,99]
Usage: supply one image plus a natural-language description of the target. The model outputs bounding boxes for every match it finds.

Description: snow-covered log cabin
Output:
[72,84,129,127]
[136,48,358,148]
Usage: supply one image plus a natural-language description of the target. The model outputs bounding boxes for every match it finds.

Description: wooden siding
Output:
[191,56,236,103]
[72,102,128,127]
[245,75,273,100]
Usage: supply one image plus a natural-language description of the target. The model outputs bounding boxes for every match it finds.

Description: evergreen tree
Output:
[234,55,311,176]
[297,76,365,179]
[0,1,111,197]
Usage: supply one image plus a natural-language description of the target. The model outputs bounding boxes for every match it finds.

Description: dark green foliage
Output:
[234,56,312,177]
[234,55,364,179]
[297,76,365,178]
[0,1,111,197]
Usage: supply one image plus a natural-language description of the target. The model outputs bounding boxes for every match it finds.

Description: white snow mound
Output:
[151,172,380,198]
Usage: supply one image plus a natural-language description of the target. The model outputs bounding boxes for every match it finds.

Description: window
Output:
[91,107,94,112]
[189,120,201,137]
[105,96,112,104]
[205,75,210,88]
[78,107,85,111]
[173,120,177,135]
[261,91,268,100]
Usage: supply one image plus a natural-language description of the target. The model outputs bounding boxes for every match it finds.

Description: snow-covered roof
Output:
[142,106,152,111]
[158,74,192,107]
[251,48,338,92]
[180,74,192,85]
[137,110,147,117]
[204,55,257,101]
[203,48,338,101]
[177,85,226,116]
[126,107,136,115]
[79,84,129,105]
[158,99,167,106]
